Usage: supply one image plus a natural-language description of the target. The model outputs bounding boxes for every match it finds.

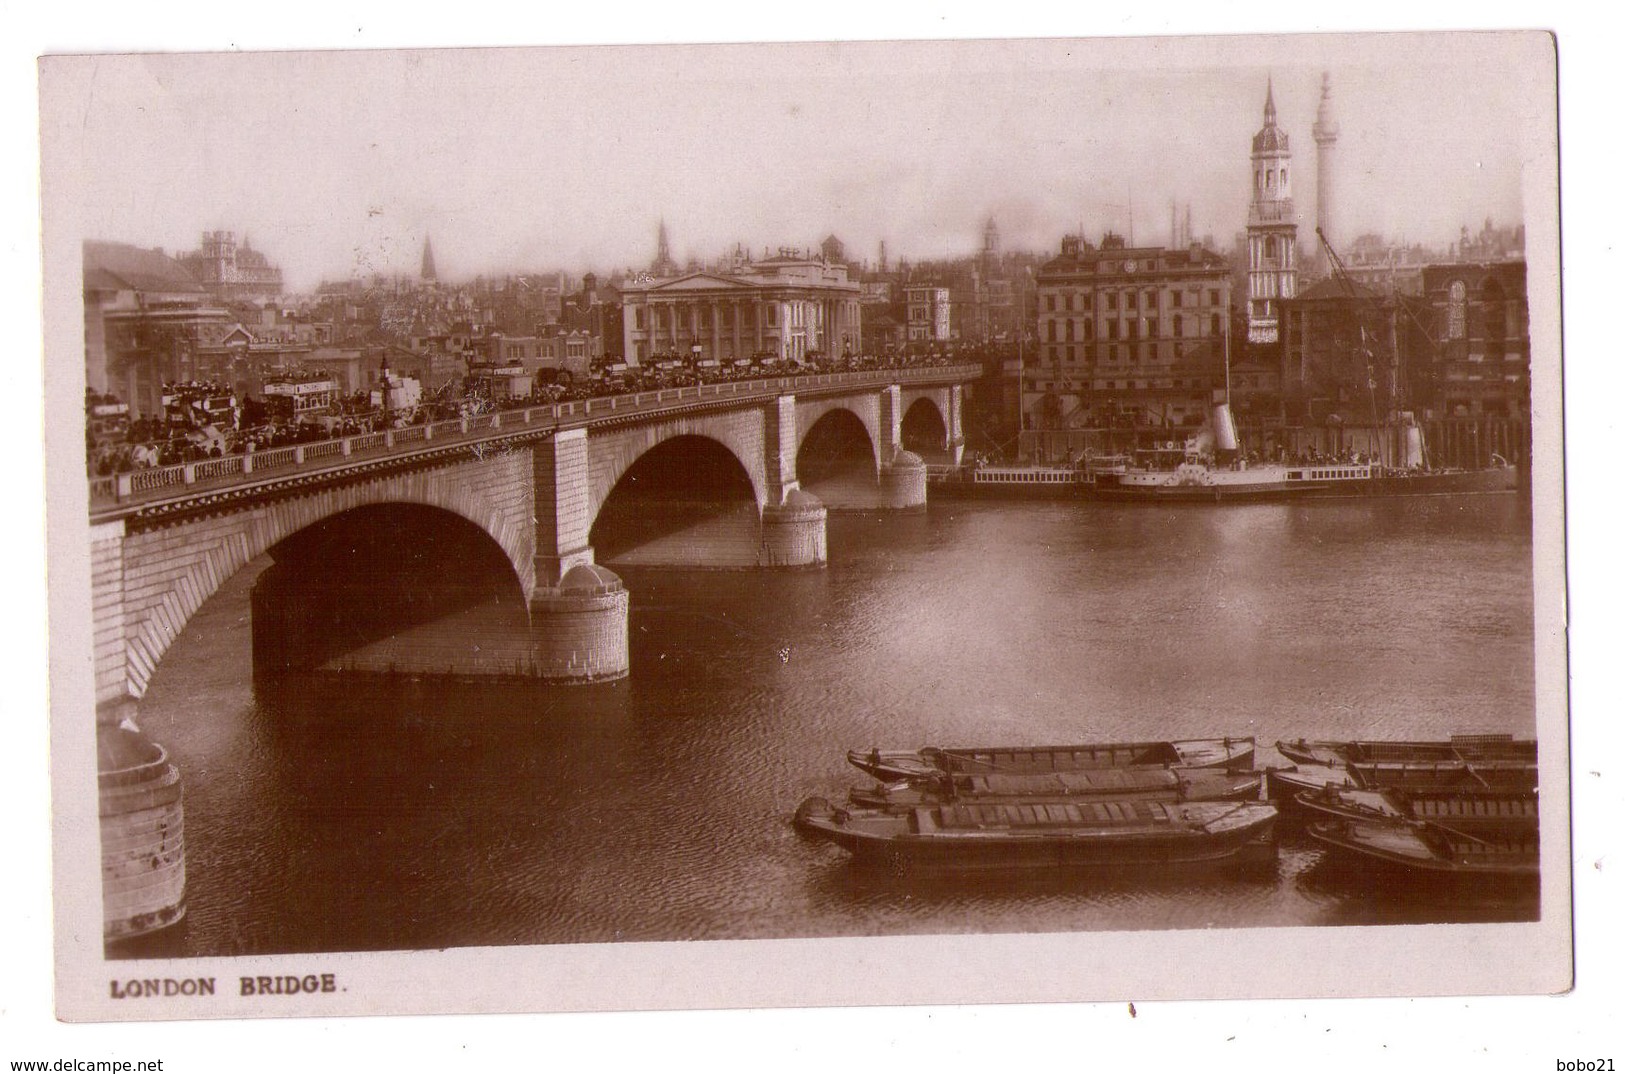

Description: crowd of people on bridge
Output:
[86,349,966,478]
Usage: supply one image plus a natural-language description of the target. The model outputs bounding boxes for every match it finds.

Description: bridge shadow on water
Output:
[251,503,525,682]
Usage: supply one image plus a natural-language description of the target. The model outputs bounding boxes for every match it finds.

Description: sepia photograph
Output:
[14,5,1613,1067]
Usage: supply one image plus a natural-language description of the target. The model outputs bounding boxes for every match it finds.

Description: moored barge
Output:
[1306,817,1538,879]
[848,765,1263,811]
[1294,784,1538,831]
[794,796,1278,873]
[1275,733,1535,768]
[847,736,1256,783]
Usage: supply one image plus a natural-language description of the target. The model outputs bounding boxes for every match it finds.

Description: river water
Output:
[122,492,1539,957]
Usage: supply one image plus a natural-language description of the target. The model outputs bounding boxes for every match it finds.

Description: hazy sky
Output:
[46,32,1547,291]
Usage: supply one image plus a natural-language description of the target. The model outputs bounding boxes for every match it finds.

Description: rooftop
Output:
[84,241,207,296]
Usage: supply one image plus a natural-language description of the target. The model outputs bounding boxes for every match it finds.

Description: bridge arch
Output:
[900,396,950,456]
[589,433,762,564]
[110,453,536,702]
[586,417,768,524]
[794,397,882,467]
[252,501,527,679]
[795,407,879,485]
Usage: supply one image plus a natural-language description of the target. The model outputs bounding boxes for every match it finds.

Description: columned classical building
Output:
[619,252,862,366]
[1031,232,1232,433]
[1246,80,1298,344]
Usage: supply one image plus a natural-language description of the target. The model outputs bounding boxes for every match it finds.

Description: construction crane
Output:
[1315,227,1417,470]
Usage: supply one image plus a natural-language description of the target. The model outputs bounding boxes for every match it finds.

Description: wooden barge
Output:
[794,796,1278,873]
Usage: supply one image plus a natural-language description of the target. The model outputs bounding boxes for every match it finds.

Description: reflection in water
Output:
[119,494,1539,957]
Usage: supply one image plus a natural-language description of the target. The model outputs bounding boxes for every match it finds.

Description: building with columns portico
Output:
[619,251,863,366]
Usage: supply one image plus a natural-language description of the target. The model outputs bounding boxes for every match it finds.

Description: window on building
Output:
[1047,294,1057,312]
[1106,293,1118,312]
[1065,320,1075,342]
[1064,293,1073,312]
[1146,291,1157,309]
[1211,313,1222,336]
[1127,291,1138,311]
[1447,280,1467,340]
[1173,317,1183,338]
[1172,291,1183,309]
[1209,289,1220,306]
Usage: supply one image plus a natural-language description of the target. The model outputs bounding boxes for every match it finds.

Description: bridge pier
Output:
[96,699,186,943]
[876,385,929,511]
[759,489,828,567]
[528,564,630,683]
[531,429,629,681]
[946,385,966,467]
[878,450,928,511]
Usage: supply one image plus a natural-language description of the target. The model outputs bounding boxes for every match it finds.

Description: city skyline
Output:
[54,34,1534,292]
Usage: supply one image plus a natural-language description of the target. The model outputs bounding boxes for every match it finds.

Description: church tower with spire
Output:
[1311,72,1341,266]
[420,235,438,283]
[651,219,678,276]
[1246,78,1298,344]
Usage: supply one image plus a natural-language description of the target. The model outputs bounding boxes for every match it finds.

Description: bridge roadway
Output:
[87,364,975,940]
[92,365,963,516]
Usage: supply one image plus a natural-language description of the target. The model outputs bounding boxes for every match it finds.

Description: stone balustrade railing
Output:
[89,365,977,510]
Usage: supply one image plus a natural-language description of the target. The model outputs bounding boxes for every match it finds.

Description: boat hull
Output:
[1092,475,1332,502]
[849,766,1263,810]
[1091,465,1517,503]
[1275,734,1536,768]
[1306,819,1538,878]
[1265,763,1356,803]
[796,797,1278,874]
[1357,466,1519,497]
[1294,785,1539,831]
[847,737,1256,783]
[928,468,1088,500]
[1266,759,1537,808]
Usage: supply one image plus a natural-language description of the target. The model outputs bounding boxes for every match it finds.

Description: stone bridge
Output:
[89,367,972,717]
[90,366,971,939]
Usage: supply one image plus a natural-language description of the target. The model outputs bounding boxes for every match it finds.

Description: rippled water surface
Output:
[125,493,1539,957]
